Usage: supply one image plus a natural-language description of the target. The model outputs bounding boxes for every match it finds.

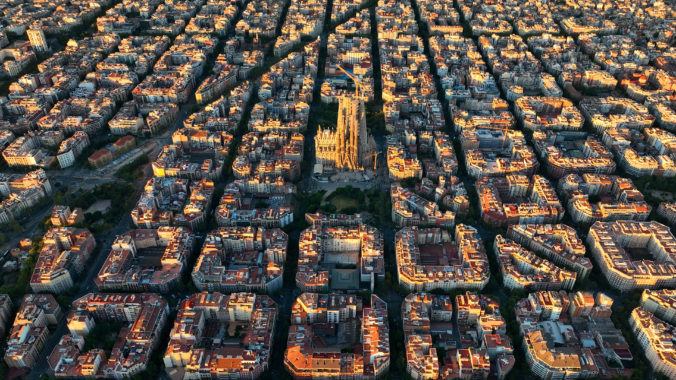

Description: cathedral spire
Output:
[314,95,375,172]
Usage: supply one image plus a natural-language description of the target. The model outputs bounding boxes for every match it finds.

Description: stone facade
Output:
[315,95,376,171]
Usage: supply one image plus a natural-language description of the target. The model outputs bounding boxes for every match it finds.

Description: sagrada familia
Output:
[315,95,377,171]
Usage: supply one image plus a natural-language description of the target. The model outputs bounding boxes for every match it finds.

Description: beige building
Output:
[26,28,47,52]
[587,220,676,291]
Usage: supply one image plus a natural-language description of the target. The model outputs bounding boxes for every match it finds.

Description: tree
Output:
[400,177,418,188]
[188,104,201,114]
[56,294,71,309]
[319,203,337,213]
[436,346,447,364]
[8,219,22,234]
[115,154,149,181]
[396,353,406,371]
[41,216,53,232]
[342,206,359,214]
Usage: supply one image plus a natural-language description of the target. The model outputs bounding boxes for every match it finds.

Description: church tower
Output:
[314,94,376,171]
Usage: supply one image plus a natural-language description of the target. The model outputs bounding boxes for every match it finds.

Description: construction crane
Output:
[335,63,362,99]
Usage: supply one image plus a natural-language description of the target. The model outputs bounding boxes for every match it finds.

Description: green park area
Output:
[299,185,390,223]
[325,190,362,213]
